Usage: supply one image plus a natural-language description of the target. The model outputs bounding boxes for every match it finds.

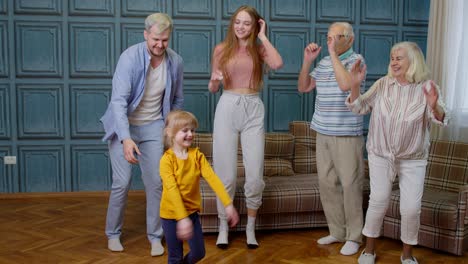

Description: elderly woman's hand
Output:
[423,80,439,110]
[350,59,366,87]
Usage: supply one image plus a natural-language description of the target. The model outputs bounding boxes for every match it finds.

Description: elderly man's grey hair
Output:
[145,13,173,33]
[329,22,354,39]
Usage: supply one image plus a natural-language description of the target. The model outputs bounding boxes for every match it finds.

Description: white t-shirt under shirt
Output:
[128,57,167,126]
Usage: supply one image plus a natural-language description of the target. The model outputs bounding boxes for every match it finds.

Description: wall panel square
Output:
[0,84,10,139]
[17,84,64,138]
[173,0,215,19]
[269,27,309,79]
[0,22,7,77]
[404,0,429,25]
[121,0,165,17]
[19,146,65,192]
[69,0,114,16]
[223,0,262,19]
[360,0,397,25]
[268,85,305,131]
[403,31,427,55]
[270,0,309,22]
[15,22,63,77]
[0,147,12,193]
[69,23,115,77]
[121,23,145,53]
[72,145,111,191]
[173,25,215,78]
[70,84,111,138]
[14,0,61,15]
[0,0,6,14]
[317,0,354,22]
[359,30,397,79]
[183,83,214,133]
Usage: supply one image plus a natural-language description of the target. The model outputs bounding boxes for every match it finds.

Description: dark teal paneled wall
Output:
[0,0,429,193]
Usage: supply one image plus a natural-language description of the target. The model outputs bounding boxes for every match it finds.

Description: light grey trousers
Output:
[105,119,164,243]
[316,133,365,243]
[213,91,265,219]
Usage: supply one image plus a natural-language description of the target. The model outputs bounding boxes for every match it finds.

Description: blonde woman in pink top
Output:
[208,5,282,249]
[347,42,448,264]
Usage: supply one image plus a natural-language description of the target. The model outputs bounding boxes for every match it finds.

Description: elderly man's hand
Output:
[304,43,322,62]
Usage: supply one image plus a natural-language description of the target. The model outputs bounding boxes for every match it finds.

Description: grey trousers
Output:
[105,119,164,243]
[316,133,364,243]
[213,91,265,219]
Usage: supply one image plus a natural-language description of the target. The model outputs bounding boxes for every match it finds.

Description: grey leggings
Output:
[213,91,265,219]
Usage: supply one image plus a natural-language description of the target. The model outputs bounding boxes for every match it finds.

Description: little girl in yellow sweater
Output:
[159,110,239,263]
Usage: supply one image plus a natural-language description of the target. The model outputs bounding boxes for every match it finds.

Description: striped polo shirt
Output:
[310,48,366,136]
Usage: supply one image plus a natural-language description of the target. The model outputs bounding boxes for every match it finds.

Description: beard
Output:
[148,47,165,58]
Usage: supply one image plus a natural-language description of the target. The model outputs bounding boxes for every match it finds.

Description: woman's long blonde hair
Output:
[219,5,265,91]
[163,110,198,149]
[387,41,430,83]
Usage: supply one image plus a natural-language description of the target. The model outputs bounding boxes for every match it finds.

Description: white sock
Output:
[317,235,340,245]
[108,238,124,252]
[216,219,229,247]
[151,240,165,256]
[340,241,360,256]
[246,216,258,247]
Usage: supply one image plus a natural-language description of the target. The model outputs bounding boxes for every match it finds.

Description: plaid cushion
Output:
[425,140,468,192]
[199,174,327,232]
[289,121,317,173]
[386,188,459,230]
[264,133,294,160]
[195,133,295,177]
[264,158,294,177]
[200,173,322,215]
[192,133,213,160]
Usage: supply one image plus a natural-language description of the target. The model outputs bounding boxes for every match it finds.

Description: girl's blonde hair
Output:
[387,41,430,83]
[219,5,265,91]
[164,110,198,149]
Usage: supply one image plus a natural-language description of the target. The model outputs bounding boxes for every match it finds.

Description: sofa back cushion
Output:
[192,133,213,160]
[193,132,295,177]
[425,140,468,192]
[237,133,295,177]
[289,121,317,173]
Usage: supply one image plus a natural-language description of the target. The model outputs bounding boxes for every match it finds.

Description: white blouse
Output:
[346,76,449,161]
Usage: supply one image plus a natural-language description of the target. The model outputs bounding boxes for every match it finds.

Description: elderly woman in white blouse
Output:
[346,42,449,264]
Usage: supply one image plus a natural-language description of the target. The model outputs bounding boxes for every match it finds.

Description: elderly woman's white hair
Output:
[387,41,430,83]
[145,13,173,33]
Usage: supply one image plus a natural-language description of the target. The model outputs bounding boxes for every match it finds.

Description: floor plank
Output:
[0,192,466,263]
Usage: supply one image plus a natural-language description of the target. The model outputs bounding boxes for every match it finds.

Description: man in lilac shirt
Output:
[100,13,183,256]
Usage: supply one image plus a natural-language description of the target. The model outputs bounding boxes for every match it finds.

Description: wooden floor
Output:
[0,191,466,264]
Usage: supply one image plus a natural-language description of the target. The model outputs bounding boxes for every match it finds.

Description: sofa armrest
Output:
[457,184,468,226]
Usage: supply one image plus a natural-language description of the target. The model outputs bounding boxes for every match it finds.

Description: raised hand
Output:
[258,19,266,39]
[304,43,322,62]
[327,35,338,56]
[423,80,439,110]
[349,59,366,88]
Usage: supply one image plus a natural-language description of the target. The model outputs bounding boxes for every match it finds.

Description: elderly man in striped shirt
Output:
[297,22,366,256]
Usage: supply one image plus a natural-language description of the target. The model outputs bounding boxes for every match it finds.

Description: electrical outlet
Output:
[4,156,16,165]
